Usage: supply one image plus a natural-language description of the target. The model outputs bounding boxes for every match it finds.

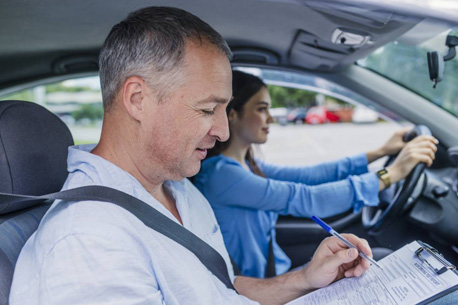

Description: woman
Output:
[193,70,437,278]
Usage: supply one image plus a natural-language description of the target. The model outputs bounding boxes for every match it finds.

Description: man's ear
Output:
[121,76,149,121]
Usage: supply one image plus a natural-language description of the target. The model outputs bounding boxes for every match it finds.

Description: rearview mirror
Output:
[427,34,458,88]
[427,51,444,88]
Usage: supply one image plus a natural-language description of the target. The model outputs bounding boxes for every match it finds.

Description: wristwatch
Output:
[376,168,391,188]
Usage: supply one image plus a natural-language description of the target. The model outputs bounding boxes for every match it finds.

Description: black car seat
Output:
[0,100,74,305]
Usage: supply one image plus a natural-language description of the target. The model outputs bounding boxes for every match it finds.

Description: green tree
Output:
[46,84,97,94]
[267,85,316,108]
[361,41,458,116]
[0,89,34,101]
[72,103,103,123]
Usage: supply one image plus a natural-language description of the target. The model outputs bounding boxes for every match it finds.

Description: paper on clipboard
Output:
[286,241,458,305]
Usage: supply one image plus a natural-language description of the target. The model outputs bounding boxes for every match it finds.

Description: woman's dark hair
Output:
[207,70,267,177]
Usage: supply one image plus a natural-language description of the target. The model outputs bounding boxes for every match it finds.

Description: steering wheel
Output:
[362,125,431,234]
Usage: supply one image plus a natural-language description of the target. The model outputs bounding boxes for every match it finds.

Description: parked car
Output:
[269,107,288,125]
[305,106,340,124]
[1,0,458,303]
[352,106,379,124]
[285,107,307,124]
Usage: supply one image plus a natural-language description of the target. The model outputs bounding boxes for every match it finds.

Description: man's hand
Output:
[302,234,372,290]
[387,134,437,184]
[235,234,373,305]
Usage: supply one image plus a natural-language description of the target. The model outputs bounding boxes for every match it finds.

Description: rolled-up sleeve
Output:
[348,172,380,211]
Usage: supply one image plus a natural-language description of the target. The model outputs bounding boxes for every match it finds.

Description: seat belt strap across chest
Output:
[0,185,235,290]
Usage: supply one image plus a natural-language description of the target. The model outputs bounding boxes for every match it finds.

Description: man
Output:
[9,6,428,305]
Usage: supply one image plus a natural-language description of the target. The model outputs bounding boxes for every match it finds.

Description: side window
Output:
[242,68,410,171]
[0,76,103,144]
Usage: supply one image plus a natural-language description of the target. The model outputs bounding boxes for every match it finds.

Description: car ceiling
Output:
[0,0,453,90]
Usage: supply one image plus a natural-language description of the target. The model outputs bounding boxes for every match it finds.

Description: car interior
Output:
[0,101,74,304]
[0,0,458,304]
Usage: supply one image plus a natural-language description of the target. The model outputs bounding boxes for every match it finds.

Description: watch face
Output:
[377,168,391,188]
[377,169,388,176]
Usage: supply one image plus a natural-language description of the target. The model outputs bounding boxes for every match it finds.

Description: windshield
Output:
[358,25,458,117]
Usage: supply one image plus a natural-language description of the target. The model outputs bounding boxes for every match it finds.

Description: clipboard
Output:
[286,240,458,305]
[415,241,456,275]
[415,240,458,304]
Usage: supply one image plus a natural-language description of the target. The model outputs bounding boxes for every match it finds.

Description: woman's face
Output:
[230,86,274,145]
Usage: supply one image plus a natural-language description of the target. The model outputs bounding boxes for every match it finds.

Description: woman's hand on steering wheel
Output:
[378,127,411,157]
[385,135,438,188]
[362,125,438,233]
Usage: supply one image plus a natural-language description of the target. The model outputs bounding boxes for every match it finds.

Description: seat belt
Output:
[265,237,276,278]
[0,185,235,290]
[230,237,276,278]
[230,257,242,276]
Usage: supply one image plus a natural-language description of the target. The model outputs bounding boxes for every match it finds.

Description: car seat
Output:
[0,100,74,305]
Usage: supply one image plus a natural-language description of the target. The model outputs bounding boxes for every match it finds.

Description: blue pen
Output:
[311,215,383,269]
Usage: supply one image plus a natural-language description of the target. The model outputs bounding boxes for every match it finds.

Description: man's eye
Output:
[202,109,215,115]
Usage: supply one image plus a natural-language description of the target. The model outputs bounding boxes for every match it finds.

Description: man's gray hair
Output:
[99,6,232,111]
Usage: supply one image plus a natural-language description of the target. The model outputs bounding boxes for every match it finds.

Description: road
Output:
[260,122,402,169]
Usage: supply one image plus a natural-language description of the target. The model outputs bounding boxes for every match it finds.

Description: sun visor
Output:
[288,3,421,71]
[396,19,452,46]
[289,30,363,71]
[304,2,393,28]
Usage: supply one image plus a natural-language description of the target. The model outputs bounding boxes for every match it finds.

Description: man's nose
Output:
[210,110,230,142]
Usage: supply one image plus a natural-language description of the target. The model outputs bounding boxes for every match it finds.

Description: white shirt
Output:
[10,145,257,305]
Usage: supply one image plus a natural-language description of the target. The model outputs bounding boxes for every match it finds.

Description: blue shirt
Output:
[194,153,379,278]
[10,145,257,305]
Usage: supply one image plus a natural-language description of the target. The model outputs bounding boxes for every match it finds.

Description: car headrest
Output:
[0,100,74,214]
